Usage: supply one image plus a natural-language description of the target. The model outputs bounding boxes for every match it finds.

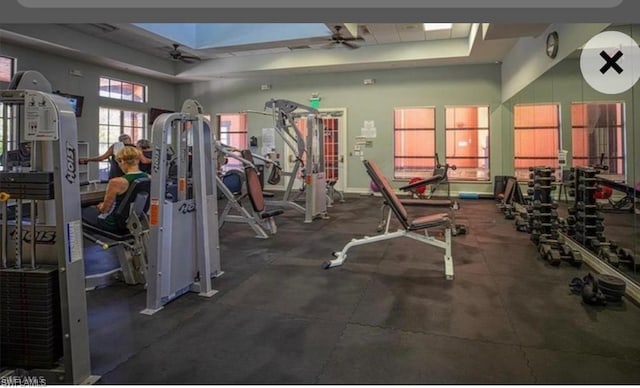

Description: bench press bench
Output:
[323,160,454,279]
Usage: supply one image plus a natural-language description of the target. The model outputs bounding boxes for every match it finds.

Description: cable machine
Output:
[0,71,97,384]
[142,100,221,315]
[249,99,328,223]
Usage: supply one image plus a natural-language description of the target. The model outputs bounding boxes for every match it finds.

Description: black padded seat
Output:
[83,177,151,236]
[83,223,134,241]
[240,150,283,220]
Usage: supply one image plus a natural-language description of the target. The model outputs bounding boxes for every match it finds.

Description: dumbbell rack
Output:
[527,167,582,267]
[567,167,628,267]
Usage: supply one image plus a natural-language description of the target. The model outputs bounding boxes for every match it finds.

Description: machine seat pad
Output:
[261,209,284,219]
[401,198,452,207]
[400,175,443,191]
[83,223,134,242]
[408,213,449,230]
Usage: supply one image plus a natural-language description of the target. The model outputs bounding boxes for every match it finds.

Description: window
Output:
[98,107,147,179]
[0,56,16,83]
[513,104,560,180]
[0,103,14,167]
[445,106,490,181]
[216,113,248,172]
[393,107,436,179]
[99,76,146,102]
[571,102,625,178]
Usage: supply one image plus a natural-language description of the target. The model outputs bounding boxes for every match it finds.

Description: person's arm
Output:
[80,145,113,164]
[96,177,128,213]
[139,150,152,164]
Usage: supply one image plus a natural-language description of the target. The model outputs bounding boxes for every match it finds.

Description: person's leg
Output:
[81,206,102,228]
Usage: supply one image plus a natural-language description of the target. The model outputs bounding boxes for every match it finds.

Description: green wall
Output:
[178,64,504,194]
[0,42,178,179]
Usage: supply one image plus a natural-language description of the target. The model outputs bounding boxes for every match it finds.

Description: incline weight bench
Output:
[596,176,640,213]
[323,160,454,279]
[376,171,466,236]
[82,177,151,288]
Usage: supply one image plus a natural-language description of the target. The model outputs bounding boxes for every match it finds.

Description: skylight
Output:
[134,23,333,49]
[423,23,453,31]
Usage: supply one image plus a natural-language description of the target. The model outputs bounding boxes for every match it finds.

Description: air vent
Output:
[59,23,118,35]
[288,45,311,51]
[89,23,118,33]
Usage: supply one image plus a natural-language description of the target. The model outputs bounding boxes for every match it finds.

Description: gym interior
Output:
[1,22,639,384]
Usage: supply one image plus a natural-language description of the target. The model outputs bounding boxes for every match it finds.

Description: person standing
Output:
[136,138,153,174]
[80,134,150,179]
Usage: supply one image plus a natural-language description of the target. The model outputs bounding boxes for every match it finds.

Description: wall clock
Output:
[546,31,559,59]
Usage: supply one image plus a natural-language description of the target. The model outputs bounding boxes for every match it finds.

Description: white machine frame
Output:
[0,71,98,384]
[323,160,454,280]
[250,99,328,223]
[142,100,222,315]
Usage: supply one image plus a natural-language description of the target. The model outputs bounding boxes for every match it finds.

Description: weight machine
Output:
[248,99,328,223]
[142,100,222,315]
[216,142,282,238]
[0,71,97,383]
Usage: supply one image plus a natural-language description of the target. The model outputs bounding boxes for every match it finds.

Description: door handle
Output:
[339,155,344,163]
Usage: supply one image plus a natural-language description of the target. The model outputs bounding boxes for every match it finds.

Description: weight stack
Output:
[0,266,63,369]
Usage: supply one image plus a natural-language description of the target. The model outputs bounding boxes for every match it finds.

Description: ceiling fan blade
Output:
[341,41,359,49]
[180,56,200,63]
[180,54,201,61]
[319,42,337,49]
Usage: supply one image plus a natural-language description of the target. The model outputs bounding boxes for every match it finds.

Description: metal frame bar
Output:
[561,233,640,304]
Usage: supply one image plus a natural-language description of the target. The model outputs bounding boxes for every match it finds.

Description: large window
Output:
[394,107,436,179]
[513,103,560,180]
[0,57,16,163]
[0,56,16,83]
[0,103,13,167]
[98,107,147,179]
[216,113,248,172]
[99,76,146,103]
[571,102,625,179]
[445,106,490,181]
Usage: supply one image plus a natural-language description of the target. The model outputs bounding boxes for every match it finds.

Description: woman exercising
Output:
[81,146,149,233]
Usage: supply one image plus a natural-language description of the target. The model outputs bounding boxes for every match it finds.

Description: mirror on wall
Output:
[502,23,639,283]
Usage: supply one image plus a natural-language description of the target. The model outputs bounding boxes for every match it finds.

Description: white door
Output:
[283,109,347,192]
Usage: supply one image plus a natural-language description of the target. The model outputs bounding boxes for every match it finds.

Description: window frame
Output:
[570,101,625,180]
[216,113,248,173]
[97,106,148,179]
[0,55,16,84]
[99,76,147,103]
[393,106,437,180]
[444,105,491,182]
[513,103,561,181]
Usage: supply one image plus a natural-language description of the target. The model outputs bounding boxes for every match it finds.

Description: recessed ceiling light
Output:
[423,23,453,32]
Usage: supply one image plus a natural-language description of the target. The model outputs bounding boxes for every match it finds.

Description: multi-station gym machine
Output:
[248,99,328,223]
[0,71,97,383]
[141,100,222,315]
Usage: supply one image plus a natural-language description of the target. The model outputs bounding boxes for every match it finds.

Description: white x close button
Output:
[580,31,640,95]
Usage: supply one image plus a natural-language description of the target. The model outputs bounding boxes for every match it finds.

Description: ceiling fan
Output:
[167,44,201,63]
[322,25,364,50]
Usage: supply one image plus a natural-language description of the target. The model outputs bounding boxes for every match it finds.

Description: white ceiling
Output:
[0,23,550,83]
